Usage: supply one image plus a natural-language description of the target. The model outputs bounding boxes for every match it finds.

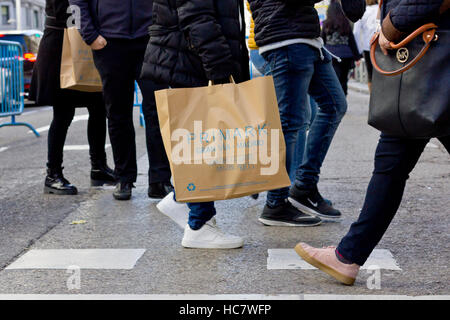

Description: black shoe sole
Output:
[258,217,322,227]
[288,197,341,221]
[44,186,78,195]
[91,179,116,187]
[113,193,131,201]
[148,193,166,199]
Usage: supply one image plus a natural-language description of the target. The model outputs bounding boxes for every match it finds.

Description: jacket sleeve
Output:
[68,0,99,45]
[349,31,363,60]
[382,0,447,42]
[352,19,364,54]
[176,0,236,81]
[341,0,366,22]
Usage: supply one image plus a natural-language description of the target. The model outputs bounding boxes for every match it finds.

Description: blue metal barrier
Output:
[134,81,145,128]
[0,40,39,137]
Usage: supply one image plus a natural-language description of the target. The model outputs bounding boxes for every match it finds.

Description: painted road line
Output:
[267,249,401,270]
[64,144,111,151]
[0,294,447,300]
[28,113,89,134]
[5,249,146,270]
[0,146,9,153]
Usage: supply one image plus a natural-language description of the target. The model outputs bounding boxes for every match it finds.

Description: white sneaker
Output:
[156,192,189,229]
[181,219,244,249]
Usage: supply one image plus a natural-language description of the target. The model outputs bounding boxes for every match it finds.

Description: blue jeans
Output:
[172,192,216,231]
[250,49,318,182]
[290,96,318,182]
[250,49,271,76]
[262,44,347,207]
[186,201,216,230]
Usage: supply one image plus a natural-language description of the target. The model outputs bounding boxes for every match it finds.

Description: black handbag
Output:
[369,21,450,138]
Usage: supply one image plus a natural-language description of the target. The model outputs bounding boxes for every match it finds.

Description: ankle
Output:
[335,249,353,265]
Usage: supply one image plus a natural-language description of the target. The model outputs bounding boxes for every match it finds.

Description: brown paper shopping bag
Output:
[155,76,291,202]
[60,27,102,92]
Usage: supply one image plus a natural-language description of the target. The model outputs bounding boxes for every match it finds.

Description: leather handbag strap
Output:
[370,24,438,76]
[370,0,439,76]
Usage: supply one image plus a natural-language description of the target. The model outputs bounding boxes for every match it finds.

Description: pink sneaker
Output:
[295,242,360,285]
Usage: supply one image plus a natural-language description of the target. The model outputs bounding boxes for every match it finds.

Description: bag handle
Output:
[370,24,438,76]
[370,0,439,76]
[208,75,235,86]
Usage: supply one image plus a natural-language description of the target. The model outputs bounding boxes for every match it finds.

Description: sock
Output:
[335,249,353,264]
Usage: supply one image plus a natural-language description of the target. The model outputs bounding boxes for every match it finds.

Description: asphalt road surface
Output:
[0,85,448,298]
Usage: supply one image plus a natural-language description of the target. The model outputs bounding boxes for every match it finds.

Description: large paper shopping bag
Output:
[60,27,102,92]
[155,76,290,202]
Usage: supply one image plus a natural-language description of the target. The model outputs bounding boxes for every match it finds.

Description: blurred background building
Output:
[0,0,45,31]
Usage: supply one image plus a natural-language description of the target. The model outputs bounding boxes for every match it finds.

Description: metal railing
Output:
[134,81,145,128]
[0,40,39,137]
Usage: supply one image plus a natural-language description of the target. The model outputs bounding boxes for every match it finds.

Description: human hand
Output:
[91,35,107,50]
[378,30,392,56]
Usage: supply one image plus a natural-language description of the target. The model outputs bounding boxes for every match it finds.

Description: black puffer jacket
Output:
[383,0,449,31]
[68,0,153,45]
[248,0,365,47]
[141,0,249,88]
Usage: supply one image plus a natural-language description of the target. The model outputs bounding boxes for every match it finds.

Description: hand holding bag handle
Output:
[370,23,438,76]
[370,0,439,76]
[208,75,236,86]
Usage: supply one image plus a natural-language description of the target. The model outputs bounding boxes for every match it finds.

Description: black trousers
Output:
[332,58,353,96]
[338,134,450,266]
[93,37,171,183]
[47,99,107,170]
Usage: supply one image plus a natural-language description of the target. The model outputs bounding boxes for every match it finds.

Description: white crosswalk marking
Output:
[267,249,401,270]
[64,144,111,151]
[6,249,146,270]
[0,146,9,152]
[28,114,89,134]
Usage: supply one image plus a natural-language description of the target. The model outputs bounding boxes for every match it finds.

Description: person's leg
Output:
[45,103,78,195]
[182,200,243,249]
[290,97,312,182]
[337,134,429,265]
[294,134,431,285]
[47,105,76,170]
[339,59,352,96]
[86,97,116,186]
[186,202,216,230]
[86,95,107,165]
[296,50,347,188]
[137,78,172,187]
[93,40,137,186]
[289,49,347,220]
[363,51,373,93]
[263,45,313,208]
[258,45,322,227]
[331,59,345,94]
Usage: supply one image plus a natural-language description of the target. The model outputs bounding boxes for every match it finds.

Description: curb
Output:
[348,81,370,95]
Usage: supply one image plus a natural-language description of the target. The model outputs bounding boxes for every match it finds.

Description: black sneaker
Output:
[148,181,174,199]
[289,184,341,220]
[113,182,134,200]
[259,201,322,227]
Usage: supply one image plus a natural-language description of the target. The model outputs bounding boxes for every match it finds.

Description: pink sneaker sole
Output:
[295,243,356,285]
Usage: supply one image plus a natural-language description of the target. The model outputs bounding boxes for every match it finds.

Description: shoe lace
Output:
[322,245,336,250]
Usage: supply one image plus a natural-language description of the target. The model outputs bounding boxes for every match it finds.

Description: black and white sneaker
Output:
[288,184,341,220]
[259,200,322,227]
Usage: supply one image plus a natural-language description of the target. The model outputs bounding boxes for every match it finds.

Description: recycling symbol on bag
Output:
[187,183,196,192]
